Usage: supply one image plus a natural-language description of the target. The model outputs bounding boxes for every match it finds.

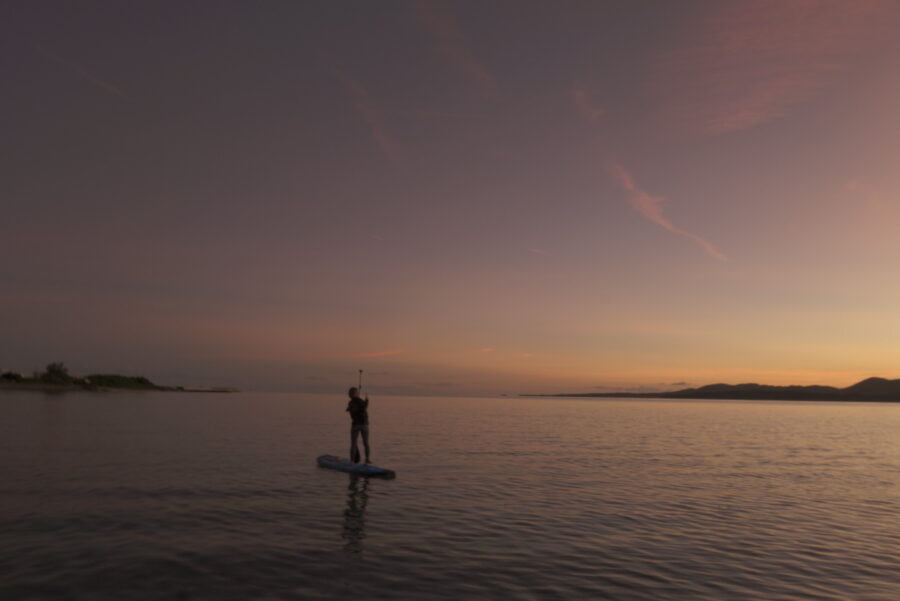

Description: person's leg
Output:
[361,428,370,464]
[350,427,360,463]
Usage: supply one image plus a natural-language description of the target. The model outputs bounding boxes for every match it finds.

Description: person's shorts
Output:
[351,424,369,432]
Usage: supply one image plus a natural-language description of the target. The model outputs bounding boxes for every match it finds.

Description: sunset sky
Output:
[4,1,900,395]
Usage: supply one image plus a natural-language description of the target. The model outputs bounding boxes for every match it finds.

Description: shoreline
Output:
[0,382,237,394]
[522,393,900,403]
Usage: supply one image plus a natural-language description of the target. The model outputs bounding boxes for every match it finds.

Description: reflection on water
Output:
[342,475,369,553]
[2,391,900,600]
[38,396,66,447]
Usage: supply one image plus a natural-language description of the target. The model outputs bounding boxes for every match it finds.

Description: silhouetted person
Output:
[346,387,370,464]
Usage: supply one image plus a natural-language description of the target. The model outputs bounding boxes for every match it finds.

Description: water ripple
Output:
[2,392,900,600]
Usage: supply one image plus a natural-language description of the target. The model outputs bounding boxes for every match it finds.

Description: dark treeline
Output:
[1,363,163,390]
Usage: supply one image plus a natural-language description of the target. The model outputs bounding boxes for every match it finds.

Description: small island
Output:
[0,362,237,393]
[525,377,900,402]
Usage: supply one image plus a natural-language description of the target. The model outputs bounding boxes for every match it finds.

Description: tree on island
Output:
[40,362,74,385]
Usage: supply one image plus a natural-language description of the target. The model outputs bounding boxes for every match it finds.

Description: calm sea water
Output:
[2,391,899,600]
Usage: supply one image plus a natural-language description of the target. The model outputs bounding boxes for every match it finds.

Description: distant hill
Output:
[527,377,900,401]
[841,377,900,396]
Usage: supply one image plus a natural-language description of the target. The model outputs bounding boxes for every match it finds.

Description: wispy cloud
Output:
[571,85,605,123]
[529,248,552,257]
[607,162,727,261]
[35,44,126,98]
[409,0,499,99]
[334,69,403,167]
[654,0,890,134]
[352,348,406,358]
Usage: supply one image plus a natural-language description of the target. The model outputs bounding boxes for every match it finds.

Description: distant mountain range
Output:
[527,377,900,401]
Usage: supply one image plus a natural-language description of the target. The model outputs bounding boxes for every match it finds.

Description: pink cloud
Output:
[334,69,403,167]
[529,248,552,256]
[352,348,406,358]
[571,85,605,123]
[410,0,499,99]
[607,162,727,261]
[654,0,891,134]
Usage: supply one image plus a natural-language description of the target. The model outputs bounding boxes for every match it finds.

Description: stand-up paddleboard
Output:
[316,455,396,478]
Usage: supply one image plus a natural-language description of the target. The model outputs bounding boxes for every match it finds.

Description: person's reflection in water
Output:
[342,474,369,553]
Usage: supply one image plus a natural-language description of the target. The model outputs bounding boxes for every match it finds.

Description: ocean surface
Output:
[2,391,899,600]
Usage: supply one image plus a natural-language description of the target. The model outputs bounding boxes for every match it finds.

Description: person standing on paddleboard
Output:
[347,387,370,464]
